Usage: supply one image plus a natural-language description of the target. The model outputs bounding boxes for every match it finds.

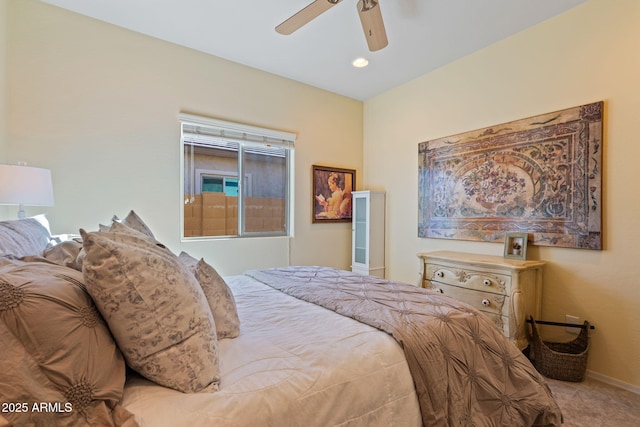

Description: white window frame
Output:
[180,113,296,241]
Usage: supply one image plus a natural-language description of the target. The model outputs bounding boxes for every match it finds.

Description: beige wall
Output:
[0,0,7,159]
[0,1,7,218]
[364,0,640,388]
[5,0,362,273]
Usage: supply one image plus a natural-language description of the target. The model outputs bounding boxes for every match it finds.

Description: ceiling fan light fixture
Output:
[352,57,369,68]
[276,0,388,52]
[360,0,378,12]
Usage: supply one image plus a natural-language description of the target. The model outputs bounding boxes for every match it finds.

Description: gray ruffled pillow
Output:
[80,226,219,393]
[179,252,241,339]
[0,258,134,426]
[0,215,51,258]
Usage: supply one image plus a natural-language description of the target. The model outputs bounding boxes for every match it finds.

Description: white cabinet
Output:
[418,251,544,350]
[351,191,385,277]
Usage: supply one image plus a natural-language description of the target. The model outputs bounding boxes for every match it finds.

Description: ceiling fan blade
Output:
[276,0,343,35]
[357,0,388,51]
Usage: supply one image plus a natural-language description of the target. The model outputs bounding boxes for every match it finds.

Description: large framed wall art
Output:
[418,101,603,250]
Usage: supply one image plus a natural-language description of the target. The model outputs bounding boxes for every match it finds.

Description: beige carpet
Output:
[546,376,640,426]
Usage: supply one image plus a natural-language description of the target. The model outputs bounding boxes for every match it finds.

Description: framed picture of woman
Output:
[312,165,356,223]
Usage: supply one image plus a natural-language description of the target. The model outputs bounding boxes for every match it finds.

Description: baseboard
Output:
[586,370,640,395]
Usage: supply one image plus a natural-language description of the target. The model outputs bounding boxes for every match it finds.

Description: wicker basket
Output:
[528,316,590,382]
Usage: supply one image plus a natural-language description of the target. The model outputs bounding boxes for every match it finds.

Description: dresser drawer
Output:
[419,251,544,350]
[428,281,511,335]
[426,262,511,295]
[427,281,508,317]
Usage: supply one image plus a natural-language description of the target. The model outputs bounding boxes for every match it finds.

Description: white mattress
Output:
[121,274,422,427]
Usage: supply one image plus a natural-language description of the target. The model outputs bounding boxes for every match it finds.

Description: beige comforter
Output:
[246,266,563,427]
[122,274,422,426]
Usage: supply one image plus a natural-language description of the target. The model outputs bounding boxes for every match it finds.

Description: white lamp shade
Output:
[0,164,55,207]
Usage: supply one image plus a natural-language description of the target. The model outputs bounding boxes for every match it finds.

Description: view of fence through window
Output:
[181,115,295,239]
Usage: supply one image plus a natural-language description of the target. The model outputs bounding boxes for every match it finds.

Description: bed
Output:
[0,214,562,427]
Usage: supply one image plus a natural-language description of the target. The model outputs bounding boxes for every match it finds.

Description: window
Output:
[180,114,295,239]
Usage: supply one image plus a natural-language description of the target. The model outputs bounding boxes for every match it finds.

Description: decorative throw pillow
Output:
[43,240,84,271]
[120,210,155,238]
[80,228,220,393]
[0,215,51,258]
[179,252,241,339]
[107,220,151,238]
[0,258,135,426]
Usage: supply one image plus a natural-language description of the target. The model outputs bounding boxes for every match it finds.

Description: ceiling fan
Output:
[276,0,388,52]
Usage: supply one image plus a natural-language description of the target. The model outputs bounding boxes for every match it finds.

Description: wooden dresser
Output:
[418,251,544,350]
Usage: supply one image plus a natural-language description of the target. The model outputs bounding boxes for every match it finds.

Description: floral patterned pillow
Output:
[99,210,155,236]
[80,228,220,393]
[120,210,155,238]
[179,252,241,339]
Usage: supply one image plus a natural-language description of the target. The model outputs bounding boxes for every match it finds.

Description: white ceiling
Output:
[40,0,587,101]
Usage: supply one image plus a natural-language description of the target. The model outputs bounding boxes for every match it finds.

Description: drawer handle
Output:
[482,279,492,286]
[434,288,444,294]
[481,299,491,307]
[436,271,444,278]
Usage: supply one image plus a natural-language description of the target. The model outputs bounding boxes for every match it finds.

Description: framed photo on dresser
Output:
[504,232,528,260]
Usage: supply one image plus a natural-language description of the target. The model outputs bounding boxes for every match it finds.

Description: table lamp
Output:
[0,163,55,219]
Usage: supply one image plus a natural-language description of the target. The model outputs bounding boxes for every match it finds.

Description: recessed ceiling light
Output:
[352,57,369,68]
